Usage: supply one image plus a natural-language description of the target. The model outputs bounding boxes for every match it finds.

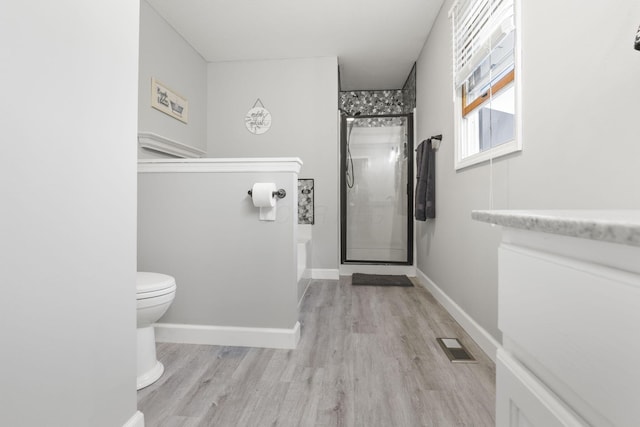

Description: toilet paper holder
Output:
[247,188,287,199]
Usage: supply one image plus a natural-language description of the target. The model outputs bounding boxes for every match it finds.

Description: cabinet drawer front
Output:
[499,244,640,427]
[496,349,586,427]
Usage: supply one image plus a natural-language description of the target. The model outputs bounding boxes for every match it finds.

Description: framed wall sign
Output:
[151,78,188,123]
[245,98,272,134]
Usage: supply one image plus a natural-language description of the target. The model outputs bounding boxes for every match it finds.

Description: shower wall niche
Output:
[297,179,314,225]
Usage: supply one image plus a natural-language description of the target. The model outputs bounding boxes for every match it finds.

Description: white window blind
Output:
[451,0,514,87]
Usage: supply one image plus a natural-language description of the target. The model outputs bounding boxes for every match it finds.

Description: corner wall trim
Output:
[298,279,312,308]
[415,269,500,362]
[311,269,340,280]
[154,321,301,349]
[122,411,144,427]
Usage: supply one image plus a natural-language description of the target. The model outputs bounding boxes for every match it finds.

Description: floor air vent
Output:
[436,338,476,363]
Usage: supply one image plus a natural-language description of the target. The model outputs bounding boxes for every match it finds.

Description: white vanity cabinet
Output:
[473,211,640,427]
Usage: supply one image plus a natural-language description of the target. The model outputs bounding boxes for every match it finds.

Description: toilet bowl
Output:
[136,272,176,390]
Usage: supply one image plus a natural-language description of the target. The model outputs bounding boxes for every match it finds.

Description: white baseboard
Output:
[311,268,339,280]
[154,321,300,349]
[339,264,416,276]
[415,268,500,362]
[123,411,144,427]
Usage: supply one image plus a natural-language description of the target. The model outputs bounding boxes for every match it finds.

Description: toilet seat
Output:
[137,272,176,300]
[136,271,176,390]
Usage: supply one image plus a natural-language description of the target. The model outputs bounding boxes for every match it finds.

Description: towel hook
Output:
[415,134,443,152]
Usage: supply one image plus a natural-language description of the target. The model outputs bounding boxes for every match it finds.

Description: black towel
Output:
[415,139,435,220]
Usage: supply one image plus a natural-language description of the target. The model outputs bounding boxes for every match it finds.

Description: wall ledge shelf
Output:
[138,157,303,174]
[138,131,206,159]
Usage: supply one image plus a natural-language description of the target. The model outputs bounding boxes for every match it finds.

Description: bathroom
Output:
[3,0,640,426]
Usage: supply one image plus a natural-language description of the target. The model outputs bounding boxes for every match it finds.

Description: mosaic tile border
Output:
[298,178,314,224]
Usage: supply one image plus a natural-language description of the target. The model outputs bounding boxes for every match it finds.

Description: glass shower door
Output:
[341,115,413,264]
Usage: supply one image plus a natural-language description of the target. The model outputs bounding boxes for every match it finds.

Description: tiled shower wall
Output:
[402,64,416,112]
[339,89,405,116]
[339,64,416,116]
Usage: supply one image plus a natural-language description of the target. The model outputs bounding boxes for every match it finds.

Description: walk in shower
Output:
[340,114,414,264]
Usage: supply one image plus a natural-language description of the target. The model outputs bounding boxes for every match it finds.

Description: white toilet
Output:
[136,272,176,390]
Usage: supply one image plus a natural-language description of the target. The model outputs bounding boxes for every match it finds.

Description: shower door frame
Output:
[340,113,414,265]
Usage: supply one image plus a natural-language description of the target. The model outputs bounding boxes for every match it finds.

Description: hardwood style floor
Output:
[138,277,496,426]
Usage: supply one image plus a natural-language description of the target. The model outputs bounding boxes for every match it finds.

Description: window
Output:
[451,0,520,169]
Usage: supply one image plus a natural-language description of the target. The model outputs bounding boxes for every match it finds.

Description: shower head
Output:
[346,111,361,126]
[346,112,361,121]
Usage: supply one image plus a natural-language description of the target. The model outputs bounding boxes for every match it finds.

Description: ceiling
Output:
[145,0,444,91]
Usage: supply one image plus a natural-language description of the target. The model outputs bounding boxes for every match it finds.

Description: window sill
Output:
[454,139,521,171]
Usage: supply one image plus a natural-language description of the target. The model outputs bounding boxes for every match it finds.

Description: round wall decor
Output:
[245,98,272,134]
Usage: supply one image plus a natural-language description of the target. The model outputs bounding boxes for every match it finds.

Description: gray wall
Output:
[207,57,340,270]
[1,2,139,426]
[138,169,298,329]
[138,0,207,157]
[415,0,640,342]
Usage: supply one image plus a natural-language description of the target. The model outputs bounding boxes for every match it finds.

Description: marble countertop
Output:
[472,210,640,247]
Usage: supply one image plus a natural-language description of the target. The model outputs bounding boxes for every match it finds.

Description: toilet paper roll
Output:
[251,183,277,208]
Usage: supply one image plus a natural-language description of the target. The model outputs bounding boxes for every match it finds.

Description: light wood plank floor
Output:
[138,277,496,426]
